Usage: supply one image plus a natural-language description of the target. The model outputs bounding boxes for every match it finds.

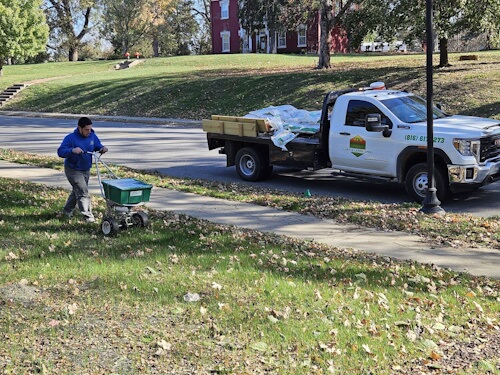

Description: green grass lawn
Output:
[0,177,499,374]
[1,51,499,120]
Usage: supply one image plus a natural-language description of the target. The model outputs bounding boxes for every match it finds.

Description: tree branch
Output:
[191,7,210,23]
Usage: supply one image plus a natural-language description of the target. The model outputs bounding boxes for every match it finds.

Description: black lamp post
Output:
[420,0,445,215]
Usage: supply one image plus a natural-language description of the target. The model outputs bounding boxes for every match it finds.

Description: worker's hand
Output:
[72,147,84,154]
[99,147,108,154]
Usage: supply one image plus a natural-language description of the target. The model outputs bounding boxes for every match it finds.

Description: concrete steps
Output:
[114,59,144,70]
[0,83,28,106]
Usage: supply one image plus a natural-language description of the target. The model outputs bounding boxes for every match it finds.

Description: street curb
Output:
[0,110,202,127]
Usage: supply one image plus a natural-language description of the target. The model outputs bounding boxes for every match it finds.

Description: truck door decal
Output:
[349,135,366,157]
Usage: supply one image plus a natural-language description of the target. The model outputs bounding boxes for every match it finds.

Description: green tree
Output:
[158,0,200,55]
[342,0,391,52]
[349,0,500,67]
[0,0,49,76]
[101,0,174,57]
[239,0,286,54]
[101,0,149,55]
[463,0,500,50]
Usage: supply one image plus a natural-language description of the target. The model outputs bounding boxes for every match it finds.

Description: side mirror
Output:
[365,113,384,132]
[365,113,391,137]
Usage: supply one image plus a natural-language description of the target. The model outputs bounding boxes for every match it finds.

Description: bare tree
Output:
[44,0,97,61]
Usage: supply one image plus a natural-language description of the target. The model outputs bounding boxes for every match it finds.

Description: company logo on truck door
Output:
[349,136,366,157]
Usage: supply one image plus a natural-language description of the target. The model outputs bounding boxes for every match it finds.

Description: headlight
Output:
[453,139,480,162]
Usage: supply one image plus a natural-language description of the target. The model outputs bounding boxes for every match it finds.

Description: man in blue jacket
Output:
[57,117,108,222]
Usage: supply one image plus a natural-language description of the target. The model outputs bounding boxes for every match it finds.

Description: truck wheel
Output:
[405,163,448,203]
[235,147,269,181]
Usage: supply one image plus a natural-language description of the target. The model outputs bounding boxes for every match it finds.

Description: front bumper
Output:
[448,159,500,192]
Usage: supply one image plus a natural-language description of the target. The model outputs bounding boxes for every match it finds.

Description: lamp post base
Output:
[420,188,446,215]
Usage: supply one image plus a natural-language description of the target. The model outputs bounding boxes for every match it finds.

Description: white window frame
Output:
[220,0,229,20]
[277,31,287,49]
[221,31,230,53]
[297,25,307,47]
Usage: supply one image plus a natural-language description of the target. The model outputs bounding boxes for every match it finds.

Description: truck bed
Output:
[203,114,329,170]
[202,115,321,145]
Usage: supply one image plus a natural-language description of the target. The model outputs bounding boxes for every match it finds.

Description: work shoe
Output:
[62,210,73,218]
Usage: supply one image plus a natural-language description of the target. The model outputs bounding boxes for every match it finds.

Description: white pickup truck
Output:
[203,84,500,202]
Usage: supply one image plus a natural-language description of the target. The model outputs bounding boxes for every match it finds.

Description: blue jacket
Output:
[57,128,104,171]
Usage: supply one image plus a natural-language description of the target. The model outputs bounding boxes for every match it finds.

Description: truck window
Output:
[345,100,393,128]
[381,95,447,123]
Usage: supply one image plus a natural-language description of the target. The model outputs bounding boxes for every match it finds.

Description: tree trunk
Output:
[152,35,160,57]
[69,47,79,62]
[317,40,331,69]
[317,0,333,69]
[438,37,449,67]
[485,32,492,50]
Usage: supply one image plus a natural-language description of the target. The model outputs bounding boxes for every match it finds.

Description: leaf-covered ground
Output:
[0,178,499,374]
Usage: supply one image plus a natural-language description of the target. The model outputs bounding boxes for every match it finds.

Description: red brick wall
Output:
[211,0,241,54]
[210,2,349,54]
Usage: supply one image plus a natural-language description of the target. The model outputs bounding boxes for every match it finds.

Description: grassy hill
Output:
[1,52,499,120]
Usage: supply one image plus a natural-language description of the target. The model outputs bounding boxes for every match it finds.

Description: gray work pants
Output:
[63,166,94,220]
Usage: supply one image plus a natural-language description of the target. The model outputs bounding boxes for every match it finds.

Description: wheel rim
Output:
[132,214,143,226]
[239,154,256,176]
[413,172,428,198]
[102,220,112,235]
[131,212,149,227]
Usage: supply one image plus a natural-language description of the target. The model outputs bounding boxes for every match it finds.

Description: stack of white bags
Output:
[244,105,321,150]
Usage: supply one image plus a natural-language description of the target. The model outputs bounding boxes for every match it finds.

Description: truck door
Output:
[331,99,395,176]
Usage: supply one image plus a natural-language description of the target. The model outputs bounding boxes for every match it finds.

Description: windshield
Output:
[381,95,447,123]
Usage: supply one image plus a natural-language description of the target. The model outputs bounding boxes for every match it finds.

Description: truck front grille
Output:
[480,134,500,162]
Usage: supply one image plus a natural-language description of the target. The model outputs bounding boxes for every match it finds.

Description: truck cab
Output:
[326,89,500,201]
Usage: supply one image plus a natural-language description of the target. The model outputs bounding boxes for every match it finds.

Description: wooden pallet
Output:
[202,115,271,137]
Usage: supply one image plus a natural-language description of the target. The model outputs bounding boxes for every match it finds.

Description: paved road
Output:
[1,114,499,217]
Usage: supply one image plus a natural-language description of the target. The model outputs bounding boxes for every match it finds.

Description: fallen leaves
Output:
[155,340,172,356]
[250,341,268,352]
[0,176,499,374]
[5,252,19,261]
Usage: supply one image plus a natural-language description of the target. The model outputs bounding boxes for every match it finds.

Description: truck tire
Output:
[405,163,449,203]
[235,147,270,181]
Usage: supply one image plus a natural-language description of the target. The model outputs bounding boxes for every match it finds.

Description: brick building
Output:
[210,0,349,54]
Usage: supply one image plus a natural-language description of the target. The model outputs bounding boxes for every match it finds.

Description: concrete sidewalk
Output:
[1,160,498,279]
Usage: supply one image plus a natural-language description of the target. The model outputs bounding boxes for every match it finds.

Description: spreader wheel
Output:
[131,211,149,227]
[101,217,120,236]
